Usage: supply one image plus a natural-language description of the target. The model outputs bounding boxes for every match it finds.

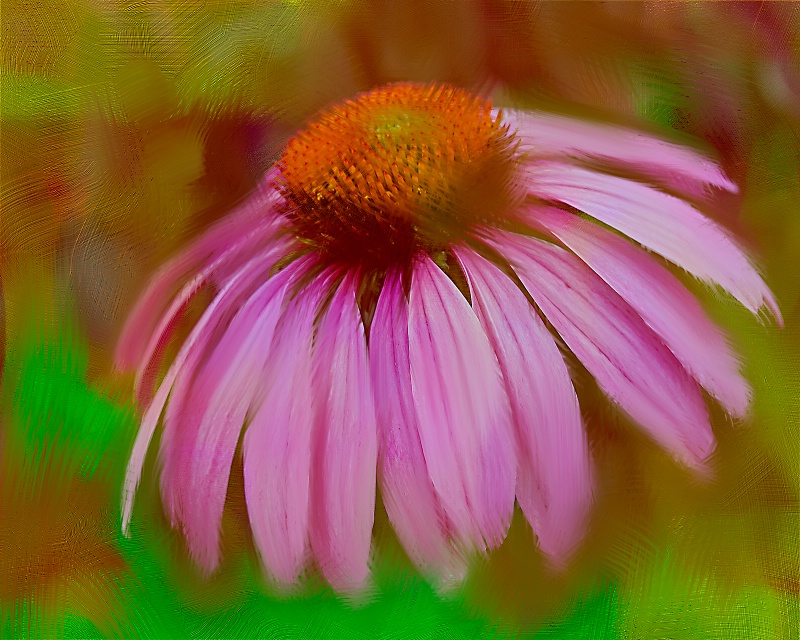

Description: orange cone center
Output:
[278,83,518,267]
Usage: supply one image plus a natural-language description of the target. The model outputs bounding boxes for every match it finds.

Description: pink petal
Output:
[121,249,288,535]
[524,162,781,324]
[530,206,751,417]
[408,257,516,550]
[205,168,287,280]
[496,233,716,470]
[157,249,297,528]
[370,270,464,581]
[243,274,323,586]
[115,172,284,384]
[121,361,178,537]
[501,108,737,196]
[456,249,593,566]
[131,231,289,401]
[160,260,305,574]
[310,272,378,592]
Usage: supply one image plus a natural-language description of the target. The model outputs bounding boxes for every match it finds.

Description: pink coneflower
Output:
[117,83,780,592]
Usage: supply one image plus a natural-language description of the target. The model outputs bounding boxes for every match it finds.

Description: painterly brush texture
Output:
[2,2,799,638]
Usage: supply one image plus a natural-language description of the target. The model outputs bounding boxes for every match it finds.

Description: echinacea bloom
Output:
[118,83,780,592]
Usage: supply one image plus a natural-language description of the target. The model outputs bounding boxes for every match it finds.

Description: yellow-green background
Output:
[2,2,798,637]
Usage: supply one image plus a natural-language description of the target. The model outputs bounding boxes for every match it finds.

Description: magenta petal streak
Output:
[496,233,716,471]
[503,108,738,197]
[529,206,751,417]
[243,274,322,586]
[161,262,301,573]
[457,249,593,566]
[408,258,516,551]
[525,162,781,323]
[121,249,294,536]
[115,171,284,385]
[370,270,465,582]
[310,273,378,592]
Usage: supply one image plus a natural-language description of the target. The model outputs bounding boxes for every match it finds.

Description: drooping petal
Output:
[310,272,378,592]
[457,248,593,565]
[121,362,177,537]
[131,232,290,401]
[157,248,297,528]
[524,162,781,323]
[370,270,464,581]
[206,169,288,286]
[496,233,716,470]
[160,260,305,574]
[115,172,284,382]
[502,108,737,196]
[408,257,516,550]
[530,206,751,416]
[121,248,289,535]
[243,273,323,586]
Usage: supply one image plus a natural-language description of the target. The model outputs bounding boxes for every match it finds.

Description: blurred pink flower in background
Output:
[117,82,779,593]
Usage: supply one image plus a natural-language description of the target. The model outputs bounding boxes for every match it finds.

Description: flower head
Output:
[118,82,780,592]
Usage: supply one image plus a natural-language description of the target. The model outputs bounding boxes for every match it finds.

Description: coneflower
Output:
[117,83,780,592]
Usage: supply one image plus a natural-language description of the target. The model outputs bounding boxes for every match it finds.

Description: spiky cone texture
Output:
[117,83,781,594]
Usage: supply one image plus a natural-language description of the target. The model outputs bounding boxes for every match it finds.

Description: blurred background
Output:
[2,2,799,637]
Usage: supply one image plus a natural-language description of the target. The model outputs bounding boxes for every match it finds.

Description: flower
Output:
[117,82,780,592]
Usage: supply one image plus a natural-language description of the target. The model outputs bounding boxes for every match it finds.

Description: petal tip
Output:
[681,433,717,479]
[764,295,784,328]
